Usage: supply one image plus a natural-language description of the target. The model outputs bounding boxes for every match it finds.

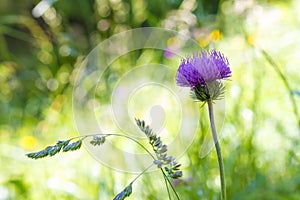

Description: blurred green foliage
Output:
[1,0,300,199]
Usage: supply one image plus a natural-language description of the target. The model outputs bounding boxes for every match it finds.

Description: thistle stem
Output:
[207,99,226,200]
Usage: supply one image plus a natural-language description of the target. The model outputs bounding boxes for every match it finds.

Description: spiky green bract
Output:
[135,118,183,179]
[191,81,225,102]
[113,183,132,200]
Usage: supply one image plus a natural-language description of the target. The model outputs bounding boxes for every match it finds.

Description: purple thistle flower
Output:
[176,50,231,101]
[176,50,231,88]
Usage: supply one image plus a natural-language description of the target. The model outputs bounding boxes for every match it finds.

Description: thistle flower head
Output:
[176,50,231,101]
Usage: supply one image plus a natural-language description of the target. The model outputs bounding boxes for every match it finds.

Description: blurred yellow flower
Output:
[247,35,257,46]
[197,29,222,48]
[167,36,180,46]
[209,29,222,43]
[20,136,37,150]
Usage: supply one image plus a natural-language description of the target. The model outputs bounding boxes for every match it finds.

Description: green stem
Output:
[207,100,226,200]
[130,163,154,184]
[106,133,157,160]
[163,173,172,200]
[72,133,156,160]
[161,169,181,200]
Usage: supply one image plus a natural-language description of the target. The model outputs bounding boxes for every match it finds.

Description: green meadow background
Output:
[1,0,300,199]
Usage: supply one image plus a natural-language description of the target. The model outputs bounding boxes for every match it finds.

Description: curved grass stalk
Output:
[243,30,300,130]
[53,133,181,200]
[259,49,300,129]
